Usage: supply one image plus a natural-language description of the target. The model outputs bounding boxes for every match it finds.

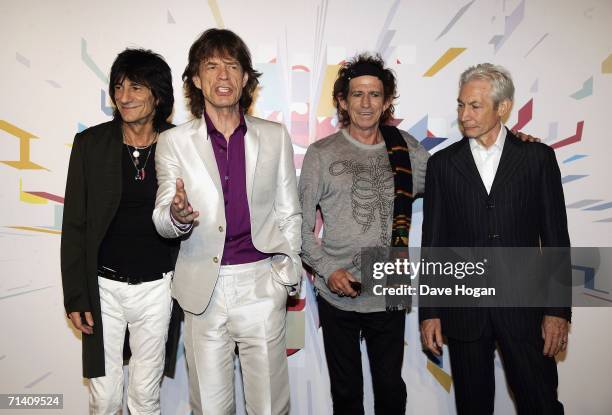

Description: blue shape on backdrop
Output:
[563,154,587,163]
[584,201,612,211]
[561,175,588,184]
[408,115,428,140]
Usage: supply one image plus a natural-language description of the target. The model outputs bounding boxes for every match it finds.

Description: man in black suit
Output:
[419,63,570,415]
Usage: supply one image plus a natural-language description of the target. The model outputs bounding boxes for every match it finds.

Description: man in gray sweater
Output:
[299,53,429,414]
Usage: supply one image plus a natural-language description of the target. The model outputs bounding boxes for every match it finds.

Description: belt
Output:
[97,266,166,285]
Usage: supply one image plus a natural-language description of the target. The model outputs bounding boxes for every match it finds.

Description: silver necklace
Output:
[123,129,158,181]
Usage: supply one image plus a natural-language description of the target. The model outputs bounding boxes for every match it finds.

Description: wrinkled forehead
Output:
[200,48,240,65]
[348,75,384,92]
[458,79,493,100]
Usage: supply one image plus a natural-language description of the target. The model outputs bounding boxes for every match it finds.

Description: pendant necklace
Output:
[123,129,158,181]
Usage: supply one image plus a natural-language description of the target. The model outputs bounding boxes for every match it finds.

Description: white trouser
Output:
[184,258,290,415]
[89,272,173,415]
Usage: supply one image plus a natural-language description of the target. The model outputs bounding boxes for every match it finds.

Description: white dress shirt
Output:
[469,124,506,194]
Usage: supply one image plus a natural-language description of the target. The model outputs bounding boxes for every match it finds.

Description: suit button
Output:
[218,226,224,232]
[488,234,501,240]
[487,202,495,209]
[213,256,219,263]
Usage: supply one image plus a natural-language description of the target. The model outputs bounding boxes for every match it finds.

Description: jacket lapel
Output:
[244,116,260,206]
[190,117,223,194]
[450,137,489,198]
[489,129,525,195]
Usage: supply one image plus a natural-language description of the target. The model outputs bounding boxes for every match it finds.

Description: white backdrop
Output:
[1,0,611,414]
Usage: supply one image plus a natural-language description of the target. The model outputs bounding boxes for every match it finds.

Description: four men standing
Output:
[62,27,570,415]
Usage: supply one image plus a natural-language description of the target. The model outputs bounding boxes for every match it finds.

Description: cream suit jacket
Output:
[153,115,302,315]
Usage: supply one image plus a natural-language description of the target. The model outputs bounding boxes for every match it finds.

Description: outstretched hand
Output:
[170,178,199,224]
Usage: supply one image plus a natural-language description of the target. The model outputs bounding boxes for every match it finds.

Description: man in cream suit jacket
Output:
[153,29,301,415]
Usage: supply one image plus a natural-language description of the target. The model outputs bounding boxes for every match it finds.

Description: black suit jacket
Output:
[61,119,182,378]
[419,129,571,341]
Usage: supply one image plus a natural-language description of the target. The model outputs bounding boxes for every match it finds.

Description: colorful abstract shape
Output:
[524,33,548,58]
[584,202,612,211]
[436,0,475,40]
[570,77,593,100]
[561,175,588,184]
[0,120,48,170]
[100,89,113,116]
[316,65,341,117]
[426,360,453,393]
[510,99,533,131]
[563,155,587,164]
[208,0,224,28]
[489,0,525,53]
[566,199,602,209]
[423,48,466,77]
[81,38,109,85]
[602,54,612,74]
[375,0,400,59]
[550,121,584,149]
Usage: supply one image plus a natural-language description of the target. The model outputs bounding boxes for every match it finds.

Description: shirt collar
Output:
[203,109,247,138]
[469,123,506,152]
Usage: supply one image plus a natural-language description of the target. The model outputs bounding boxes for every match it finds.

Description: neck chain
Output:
[122,129,158,181]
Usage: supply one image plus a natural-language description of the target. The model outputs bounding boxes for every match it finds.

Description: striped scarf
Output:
[381,125,413,248]
[381,125,413,310]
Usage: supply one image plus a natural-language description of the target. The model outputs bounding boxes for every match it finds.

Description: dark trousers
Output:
[447,310,563,415]
[317,296,407,415]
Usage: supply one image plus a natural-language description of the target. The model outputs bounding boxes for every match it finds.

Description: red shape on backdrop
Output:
[510,98,533,131]
[550,121,584,149]
[24,191,64,204]
[291,65,310,72]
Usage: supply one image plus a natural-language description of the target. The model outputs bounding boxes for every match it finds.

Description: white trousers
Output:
[89,273,173,415]
[184,259,290,415]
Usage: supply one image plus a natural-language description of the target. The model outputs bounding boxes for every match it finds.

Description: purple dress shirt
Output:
[205,111,270,265]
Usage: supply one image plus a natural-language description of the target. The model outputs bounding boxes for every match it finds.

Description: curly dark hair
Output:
[109,48,174,131]
[332,53,398,127]
[182,28,261,117]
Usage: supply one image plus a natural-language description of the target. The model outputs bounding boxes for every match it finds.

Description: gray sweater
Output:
[299,128,430,312]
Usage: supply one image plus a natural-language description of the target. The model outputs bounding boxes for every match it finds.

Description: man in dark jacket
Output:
[420,63,570,415]
[61,48,180,414]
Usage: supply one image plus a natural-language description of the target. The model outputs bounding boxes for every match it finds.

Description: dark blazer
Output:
[61,119,182,378]
[419,129,571,341]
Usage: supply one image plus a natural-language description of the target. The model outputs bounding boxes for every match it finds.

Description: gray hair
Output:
[459,63,514,107]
